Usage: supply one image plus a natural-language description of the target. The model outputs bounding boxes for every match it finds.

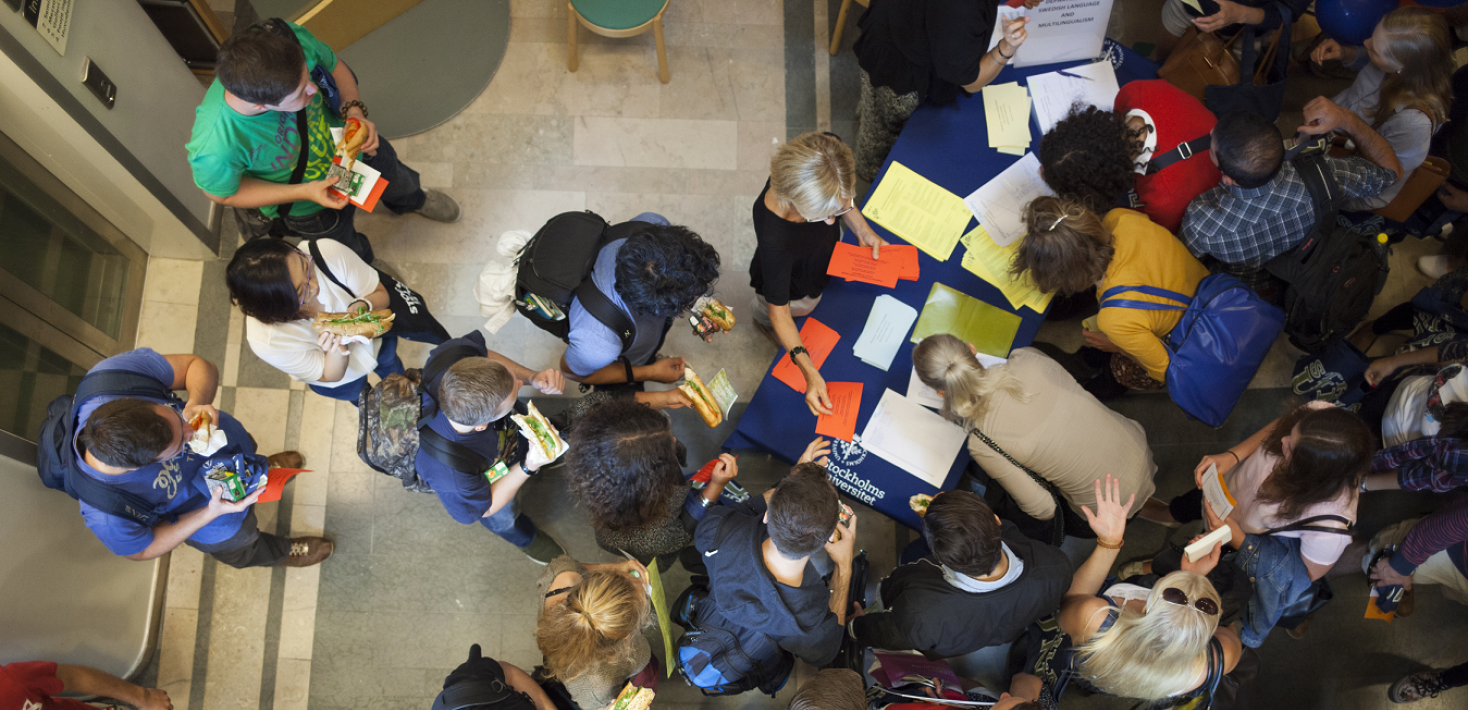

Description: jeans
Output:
[309,333,405,402]
[283,136,426,265]
[188,507,291,568]
[479,494,537,547]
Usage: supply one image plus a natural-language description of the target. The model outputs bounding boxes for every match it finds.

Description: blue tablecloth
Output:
[725,41,1160,530]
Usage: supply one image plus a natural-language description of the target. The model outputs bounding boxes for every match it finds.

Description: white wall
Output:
[0,1,219,259]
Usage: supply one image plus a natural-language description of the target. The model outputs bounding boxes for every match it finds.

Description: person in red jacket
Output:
[1113,80,1222,234]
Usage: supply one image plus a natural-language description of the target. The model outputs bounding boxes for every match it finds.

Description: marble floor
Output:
[122,0,1468,709]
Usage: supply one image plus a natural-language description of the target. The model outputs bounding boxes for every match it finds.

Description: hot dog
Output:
[336,118,368,169]
[678,366,723,428]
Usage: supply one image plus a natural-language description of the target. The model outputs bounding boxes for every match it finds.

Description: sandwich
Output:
[699,297,735,332]
[909,493,933,517]
[312,309,395,338]
[512,401,569,461]
[678,366,723,428]
[609,684,654,710]
[335,118,368,169]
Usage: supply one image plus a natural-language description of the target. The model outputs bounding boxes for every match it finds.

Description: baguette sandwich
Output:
[512,401,568,461]
[909,493,933,517]
[678,366,724,428]
[609,684,654,710]
[312,309,395,338]
[335,118,368,170]
[697,297,735,332]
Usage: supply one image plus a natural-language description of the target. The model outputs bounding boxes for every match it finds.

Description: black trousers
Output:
[187,507,291,568]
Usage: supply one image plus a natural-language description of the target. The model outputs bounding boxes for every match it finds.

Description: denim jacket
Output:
[1229,533,1316,647]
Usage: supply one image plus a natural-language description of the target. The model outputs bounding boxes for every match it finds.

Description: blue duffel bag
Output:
[1100,274,1284,427]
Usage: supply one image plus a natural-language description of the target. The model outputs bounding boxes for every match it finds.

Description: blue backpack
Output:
[672,580,794,697]
[1100,274,1284,427]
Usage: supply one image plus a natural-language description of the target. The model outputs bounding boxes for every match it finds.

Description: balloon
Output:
[1315,0,1395,45]
[1400,0,1459,8]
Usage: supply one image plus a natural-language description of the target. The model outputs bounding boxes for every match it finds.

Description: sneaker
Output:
[281,537,334,567]
[1418,255,1460,280]
[520,532,566,565]
[267,451,304,469]
[414,189,461,223]
[1390,670,1448,703]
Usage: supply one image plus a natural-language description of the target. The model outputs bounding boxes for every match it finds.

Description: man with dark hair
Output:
[849,491,1070,659]
[560,213,721,388]
[1180,109,1402,291]
[416,330,569,564]
[693,458,857,667]
[186,20,459,264]
[67,349,330,568]
[788,669,866,710]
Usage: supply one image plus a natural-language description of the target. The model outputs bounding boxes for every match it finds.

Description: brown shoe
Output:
[1396,588,1416,618]
[280,537,333,567]
[267,451,305,469]
[1286,615,1313,639]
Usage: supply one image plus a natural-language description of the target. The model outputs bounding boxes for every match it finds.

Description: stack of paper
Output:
[982,82,1032,156]
[860,389,968,487]
[1028,61,1122,135]
[959,225,1054,313]
[962,152,1053,248]
[853,295,918,371]
[816,381,863,442]
[910,282,1022,359]
[862,162,971,262]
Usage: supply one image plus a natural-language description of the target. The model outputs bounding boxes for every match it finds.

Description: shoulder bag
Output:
[968,426,1066,547]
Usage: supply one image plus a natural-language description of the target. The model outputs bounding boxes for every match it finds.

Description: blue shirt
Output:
[72,349,254,556]
[563,238,668,376]
[413,332,527,524]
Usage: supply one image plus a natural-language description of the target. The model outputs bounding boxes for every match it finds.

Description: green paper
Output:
[647,560,675,676]
[910,282,1022,358]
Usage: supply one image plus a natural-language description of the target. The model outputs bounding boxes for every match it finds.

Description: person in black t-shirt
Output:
[750,132,888,416]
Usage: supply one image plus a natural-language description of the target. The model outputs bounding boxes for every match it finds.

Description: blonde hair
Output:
[770,132,855,221]
[912,334,1028,425]
[1372,7,1453,127]
[1074,571,1222,700]
[536,570,652,682]
[1012,195,1113,296]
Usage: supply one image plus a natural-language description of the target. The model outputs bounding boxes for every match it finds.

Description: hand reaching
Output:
[531,368,565,395]
[1179,533,1222,577]
[710,453,739,484]
[1369,557,1413,590]
[798,437,832,467]
[1310,38,1343,65]
[806,374,834,416]
[645,357,686,383]
[1080,474,1134,545]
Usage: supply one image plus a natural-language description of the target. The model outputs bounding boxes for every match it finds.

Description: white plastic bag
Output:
[475,229,532,334]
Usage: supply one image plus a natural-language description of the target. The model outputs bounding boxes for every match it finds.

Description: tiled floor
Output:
[123,1,1468,709]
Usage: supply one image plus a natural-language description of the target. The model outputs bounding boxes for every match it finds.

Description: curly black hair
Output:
[613,223,721,318]
[564,396,684,531]
[1037,105,1136,213]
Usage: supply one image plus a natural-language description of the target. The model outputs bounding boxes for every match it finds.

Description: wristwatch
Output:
[790,346,809,359]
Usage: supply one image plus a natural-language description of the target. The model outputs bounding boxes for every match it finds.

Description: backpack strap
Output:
[574,279,637,353]
[1099,284,1194,312]
[1265,514,1353,536]
[1293,151,1343,243]
[413,343,497,475]
[307,239,358,298]
[1198,637,1227,709]
[69,369,185,528]
[258,19,310,223]
[418,426,491,475]
[1146,134,1212,175]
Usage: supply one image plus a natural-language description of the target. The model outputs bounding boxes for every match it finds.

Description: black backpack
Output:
[36,370,185,528]
[514,211,640,352]
[672,578,795,697]
[1264,151,1389,354]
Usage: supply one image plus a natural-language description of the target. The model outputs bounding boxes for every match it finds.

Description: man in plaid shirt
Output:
[1180,106,1402,291]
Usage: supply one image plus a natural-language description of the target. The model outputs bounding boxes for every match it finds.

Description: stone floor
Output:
[124,0,1468,709]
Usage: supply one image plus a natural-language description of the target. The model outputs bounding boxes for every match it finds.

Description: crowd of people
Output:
[13,1,1468,709]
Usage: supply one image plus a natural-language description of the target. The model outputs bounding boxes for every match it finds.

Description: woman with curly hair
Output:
[1037,106,1136,213]
[536,555,654,708]
[563,396,739,567]
[1012,195,1209,400]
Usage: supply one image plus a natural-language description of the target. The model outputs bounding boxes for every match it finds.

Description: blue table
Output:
[724,41,1160,530]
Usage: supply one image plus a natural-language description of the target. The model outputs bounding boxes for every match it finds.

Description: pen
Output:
[1056,69,1093,82]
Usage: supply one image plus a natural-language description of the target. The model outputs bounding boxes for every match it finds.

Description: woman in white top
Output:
[227,238,440,402]
[1309,7,1453,210]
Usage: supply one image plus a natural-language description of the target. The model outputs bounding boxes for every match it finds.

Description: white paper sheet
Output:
[1013,0,1115,68]
[1200,463,1236,519]
[1027,61,1122,135]
[860,389,969,487]
[709,369,738,418]
[853,295,919,371]
[962,152,1054,247]
[906,367,945,409]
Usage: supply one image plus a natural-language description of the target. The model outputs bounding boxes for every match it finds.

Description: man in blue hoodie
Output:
[694,462,856,668]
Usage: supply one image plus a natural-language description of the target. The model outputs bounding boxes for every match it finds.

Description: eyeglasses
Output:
[806,203,855,223]
[296,253,316,307]
[1155,587,1219,616]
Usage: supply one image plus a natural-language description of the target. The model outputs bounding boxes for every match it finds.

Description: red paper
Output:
[886,244,921,281]
[256,468,310,504]
[826,242,900,288]
[815,382,863,442]
[1005,0,1026,7]
[772,318,841,392]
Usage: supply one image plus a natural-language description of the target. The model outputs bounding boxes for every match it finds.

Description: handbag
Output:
[1158,27,1240,102]
[308,240,451,343]
[1291,338,1372,407]
[1264,515,1351,628]
[1375,155,1451,224]
[1100,275,1285,427]
[967,427,1066,547]
[1204,8,1292,122]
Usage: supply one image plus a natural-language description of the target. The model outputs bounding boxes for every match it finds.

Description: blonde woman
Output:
[750,132,888,417]
[1036,476,1242,702]
[536,555,653,709]
[1309,6,1453,210]
[912,334,1156,539]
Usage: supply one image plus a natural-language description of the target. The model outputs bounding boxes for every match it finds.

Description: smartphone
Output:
[838,502,853,528]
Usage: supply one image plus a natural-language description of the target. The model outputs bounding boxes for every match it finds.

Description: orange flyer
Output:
[826,242,899,287]
[886,244,921,280]
[772,318,840,392]
[815,382,863,442]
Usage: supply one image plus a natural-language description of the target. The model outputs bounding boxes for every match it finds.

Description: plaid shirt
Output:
[1180,157,1395,267]
[1373,437,1468,492]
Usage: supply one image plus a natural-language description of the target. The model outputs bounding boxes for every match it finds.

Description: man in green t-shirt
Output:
[186,20,458,264]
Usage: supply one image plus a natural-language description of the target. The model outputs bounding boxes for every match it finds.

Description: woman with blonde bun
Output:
[535,555,653,709]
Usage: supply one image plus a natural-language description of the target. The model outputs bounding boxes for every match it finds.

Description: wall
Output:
[0,1,218,258]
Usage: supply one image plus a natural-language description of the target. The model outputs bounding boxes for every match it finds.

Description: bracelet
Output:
[1224,450,1240,464]
[1360,477,1370,492]
[995,44,1014,60]
[348,298,371,314]
[698,493,716,509]
[1095,537,1124,550]
[340,100,369,118]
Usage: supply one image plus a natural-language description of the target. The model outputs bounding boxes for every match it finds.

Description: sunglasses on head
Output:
[1156,587,1219,616]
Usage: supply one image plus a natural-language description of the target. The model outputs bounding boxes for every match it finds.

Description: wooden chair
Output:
[568,0,671,84]
[829,0,869,55]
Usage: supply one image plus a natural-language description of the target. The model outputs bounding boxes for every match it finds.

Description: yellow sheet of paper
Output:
[959,226,1055,314]
[862,161,970,262]
[1179,0,1204,13]
[996,145,1027,156]
[982,82,1032,151]
[910,282,1023,357]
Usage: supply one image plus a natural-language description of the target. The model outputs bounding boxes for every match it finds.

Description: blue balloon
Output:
[1315,0,1395,46]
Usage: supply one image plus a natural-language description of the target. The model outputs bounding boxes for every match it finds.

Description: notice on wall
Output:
[990,0,1114,69]
[22,0,72,56]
